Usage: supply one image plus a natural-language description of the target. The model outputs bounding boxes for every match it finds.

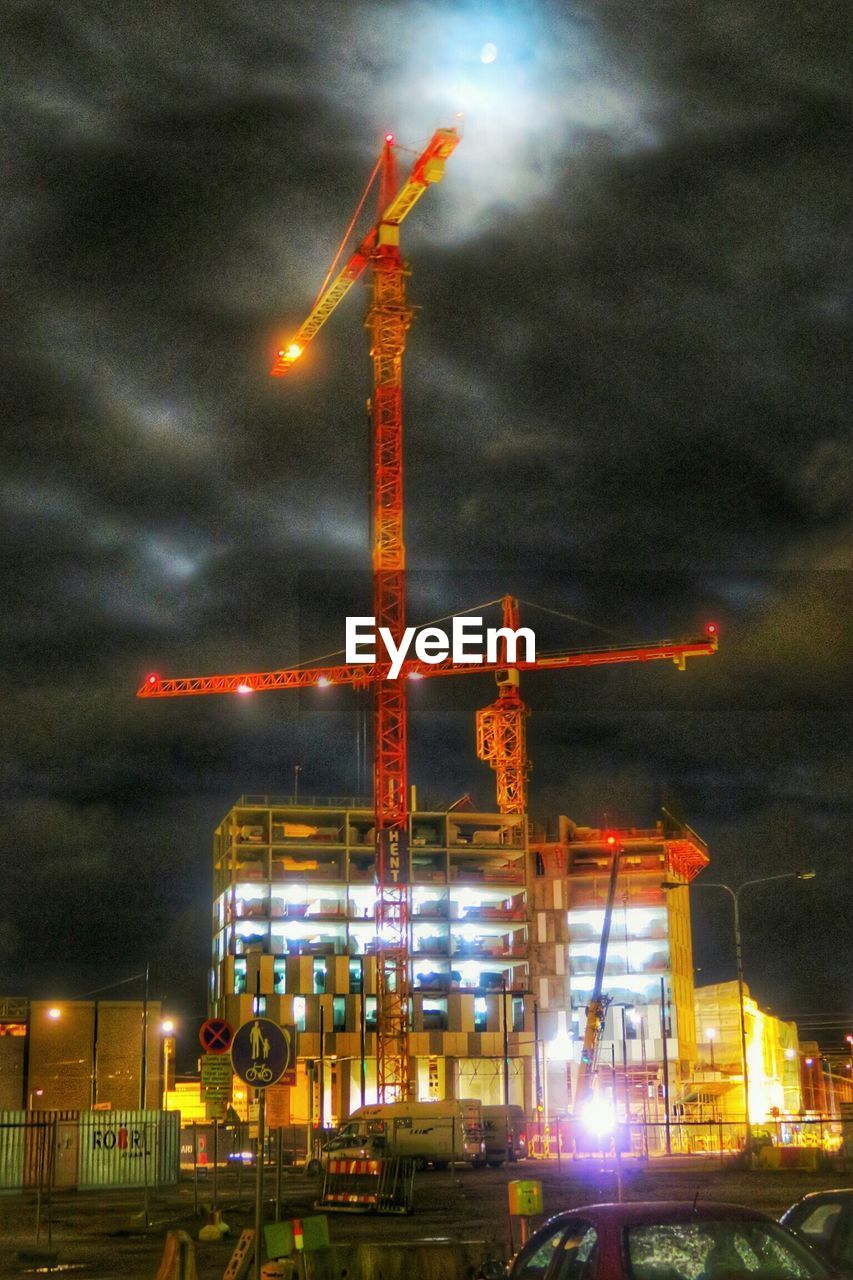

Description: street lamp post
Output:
[161,1019,175,1108]
[662,870,815,1158]
[804,1057,816,1111]
[629,1009,649,1158]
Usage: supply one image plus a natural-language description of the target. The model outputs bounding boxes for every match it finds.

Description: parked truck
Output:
[481,1104,527,1166]
[316,1099,485,1170]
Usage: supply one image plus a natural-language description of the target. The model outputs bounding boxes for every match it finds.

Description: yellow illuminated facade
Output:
[694,981,801,1122]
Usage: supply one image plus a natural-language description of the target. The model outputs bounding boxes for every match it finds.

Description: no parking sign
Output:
[199,1017,233,1055]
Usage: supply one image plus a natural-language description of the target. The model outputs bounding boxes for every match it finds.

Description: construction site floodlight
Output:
[583,1095,616,1136]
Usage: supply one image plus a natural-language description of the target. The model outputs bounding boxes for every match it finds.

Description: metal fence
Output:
[524,1115,847,1163]
[0,1110,179,1191]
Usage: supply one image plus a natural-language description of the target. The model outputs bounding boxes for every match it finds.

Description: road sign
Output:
[265,1084,291,1128]
[199,1017,234,1055]
[201,1053,233,1101]
[231,1018,294,1088]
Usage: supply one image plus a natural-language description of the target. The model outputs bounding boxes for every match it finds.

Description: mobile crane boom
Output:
[573,836,622,1115]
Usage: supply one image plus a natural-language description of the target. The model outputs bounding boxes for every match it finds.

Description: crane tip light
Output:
[705,622,718,636]
[384,132,395,145]
[146,673,159,686]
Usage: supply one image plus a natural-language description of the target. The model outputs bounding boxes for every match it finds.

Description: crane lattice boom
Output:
[139,630,718,698]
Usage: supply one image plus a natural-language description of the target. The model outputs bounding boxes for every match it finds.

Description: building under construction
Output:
[210,796,709,1126]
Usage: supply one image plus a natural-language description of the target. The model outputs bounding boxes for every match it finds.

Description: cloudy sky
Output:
[2,0,849,1046]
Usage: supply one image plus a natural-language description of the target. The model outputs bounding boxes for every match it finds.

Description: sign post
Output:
[231,1020,295,1280]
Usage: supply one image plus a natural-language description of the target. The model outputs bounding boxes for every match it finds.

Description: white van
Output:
[319,1099,485,1169]
[481,1104,527,1166]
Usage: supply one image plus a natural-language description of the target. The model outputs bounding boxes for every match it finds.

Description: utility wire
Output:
[310,152,384,309]
[517,598,623,638]
[283,596,631,673]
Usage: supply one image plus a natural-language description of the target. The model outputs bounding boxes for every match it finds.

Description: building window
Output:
[313,957,326,994]
[512,996,524,1032]
[234,958,247,995]
[365,996,377,1030]
[349,959,363,993]
[273,958,287,995]
[293,996,307,1031]
[474,997,488,1032]
[423,997,448,1030]
[253,995,267,1015]
[333,996,346,1031]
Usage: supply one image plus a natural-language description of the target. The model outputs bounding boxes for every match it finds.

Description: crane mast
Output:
[370,139,413,1101]
[476,596,531,815]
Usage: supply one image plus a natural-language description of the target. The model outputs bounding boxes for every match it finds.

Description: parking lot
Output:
[0,1158,849,1279]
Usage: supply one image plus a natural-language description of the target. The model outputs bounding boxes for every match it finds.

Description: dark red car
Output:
[507,1201,836,1280]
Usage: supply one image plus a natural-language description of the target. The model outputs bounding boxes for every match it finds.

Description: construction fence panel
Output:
[316,1157,415,1214]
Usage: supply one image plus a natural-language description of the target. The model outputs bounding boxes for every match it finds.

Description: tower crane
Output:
[274,127,459,1103]
[138,129,719,1103]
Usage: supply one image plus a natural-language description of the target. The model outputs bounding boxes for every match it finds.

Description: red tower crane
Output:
[139,131,719,1103]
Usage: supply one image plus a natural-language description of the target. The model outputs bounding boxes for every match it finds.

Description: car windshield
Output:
[626,1219,831,1280]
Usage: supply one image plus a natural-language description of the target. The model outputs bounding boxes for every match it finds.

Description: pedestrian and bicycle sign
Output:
[231,1018,294,1088]
[199,1017,233,1054]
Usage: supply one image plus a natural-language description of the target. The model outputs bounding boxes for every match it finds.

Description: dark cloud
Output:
[1,0,849,1024]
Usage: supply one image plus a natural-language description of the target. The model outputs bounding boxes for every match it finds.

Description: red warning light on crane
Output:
[146,673,159,686]
[705,622,718,636]
[384,132,395,145]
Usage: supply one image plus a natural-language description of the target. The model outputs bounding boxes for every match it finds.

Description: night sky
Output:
[2,2,850,1050]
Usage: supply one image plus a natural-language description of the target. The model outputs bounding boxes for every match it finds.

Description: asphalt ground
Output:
[0,1160,850,1280]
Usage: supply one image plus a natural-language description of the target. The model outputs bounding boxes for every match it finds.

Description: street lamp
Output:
[161,1019,176,1108]
[804,1057,816,1112]
[662,869,815,1157]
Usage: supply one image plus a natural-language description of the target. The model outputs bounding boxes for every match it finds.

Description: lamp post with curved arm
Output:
[662,870,815,1157]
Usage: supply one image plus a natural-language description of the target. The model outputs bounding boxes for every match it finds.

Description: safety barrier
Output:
[316,1157,415,1214]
